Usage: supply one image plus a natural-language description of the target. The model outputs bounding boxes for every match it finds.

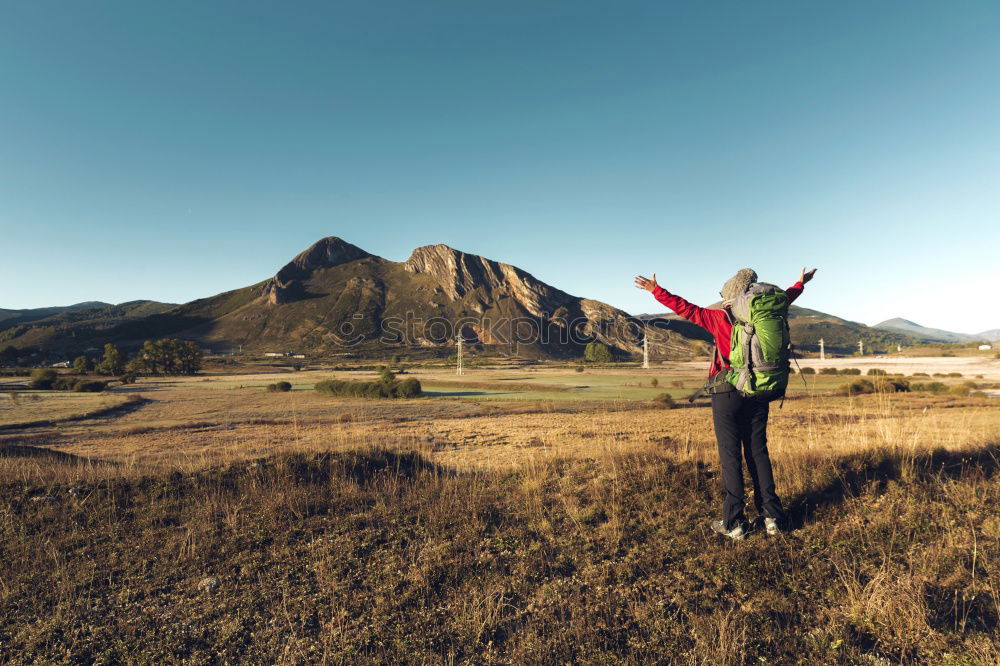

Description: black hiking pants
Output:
[711,391,785,530]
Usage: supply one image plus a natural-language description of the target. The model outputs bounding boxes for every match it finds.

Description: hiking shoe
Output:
[710,519,746,540]
[763,517,780,536]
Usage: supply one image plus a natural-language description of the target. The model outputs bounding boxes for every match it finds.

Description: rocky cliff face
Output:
[403,244,575,317]
[397,243,703,357]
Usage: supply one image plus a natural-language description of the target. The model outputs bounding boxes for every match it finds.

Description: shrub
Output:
[397,378,422,398]
[584,342,613,363]
[839,368,861,375]
[75,380,107,393]
[867,368,887,376]
[30,369,57,390]
[649,378,659,388]
[971,390,988,398]
[819,367,838,375]
[52,377,80,391]
[799,366,816,375]
[315,377,420,399]
[652,392,675,409]
[911,382,947,394]
[873,378,909,393]
[379,368,396,384]
[912,372,929,377]
[574,366,584,373]
[838,379,875,396]
[119,373,137,385]
[947,372,963,378]
[266,382,292,392]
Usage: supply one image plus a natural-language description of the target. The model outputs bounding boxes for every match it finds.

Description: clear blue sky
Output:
[2,1,998,333]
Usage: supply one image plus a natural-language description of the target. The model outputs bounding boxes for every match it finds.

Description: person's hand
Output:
[634,273,658,292]
[799,267,817,284]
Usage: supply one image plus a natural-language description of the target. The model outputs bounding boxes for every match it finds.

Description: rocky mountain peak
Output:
[265,237,372,304]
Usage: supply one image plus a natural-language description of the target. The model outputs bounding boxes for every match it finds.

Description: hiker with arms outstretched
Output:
[634,267,817,539]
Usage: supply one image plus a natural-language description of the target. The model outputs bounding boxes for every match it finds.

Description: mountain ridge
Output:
[6,237,992,359]
[2,237,708,359]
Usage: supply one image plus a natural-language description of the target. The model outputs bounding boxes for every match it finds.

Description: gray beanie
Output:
[720,268,757,307]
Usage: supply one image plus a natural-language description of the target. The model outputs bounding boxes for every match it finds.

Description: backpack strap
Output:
[686,344,733,403]
[735,321,756,392]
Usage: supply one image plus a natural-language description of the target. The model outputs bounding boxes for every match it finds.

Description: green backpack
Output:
[726,283,791,401]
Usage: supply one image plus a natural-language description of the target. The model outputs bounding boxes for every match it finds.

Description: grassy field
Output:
[1,361,998,663]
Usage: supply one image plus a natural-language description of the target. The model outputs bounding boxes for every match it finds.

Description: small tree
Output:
[175,340,203,375]
[96,344,125,376]
[0,346,17,366]
[584,342,613,363]
[72,355,92,375]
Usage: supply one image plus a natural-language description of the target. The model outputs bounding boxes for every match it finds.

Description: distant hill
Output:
[0,301,176,353]
[873,318,977,343]
[2,238,709,360]
[789,308,920,354]
[975,329,1000,342]
[0,301,111,326]
[641,304,920,355]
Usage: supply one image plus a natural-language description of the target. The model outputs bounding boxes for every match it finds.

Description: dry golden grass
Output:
[0,390,131,427]
[1,366,998,662]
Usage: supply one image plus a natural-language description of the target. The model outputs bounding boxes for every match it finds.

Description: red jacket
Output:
[651,281,805,377]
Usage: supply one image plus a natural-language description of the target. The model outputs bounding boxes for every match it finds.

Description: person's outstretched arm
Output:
[634,273,728,332]
[786,267,817,304]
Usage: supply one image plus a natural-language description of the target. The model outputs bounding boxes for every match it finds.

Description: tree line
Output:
[68,339,203,377]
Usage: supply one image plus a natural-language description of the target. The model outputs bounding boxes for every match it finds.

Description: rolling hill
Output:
[0,302,112,325]
[873,318,975,343]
